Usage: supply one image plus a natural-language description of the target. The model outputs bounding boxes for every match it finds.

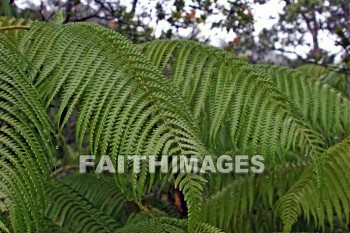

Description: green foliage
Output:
[297,63,350,97]
[0,0,17,17]
[20,21,211,231]
[0,31,54,232]
[199,137,350,232]
[261,65,350,144]
[199,162,307,232]
[0,17,31,43]
[45,174,222,233]
[140,40,327,163]
[276,136,350,232]
[46,179,121,232]
[0,16,349,232]
[116,217,223,233]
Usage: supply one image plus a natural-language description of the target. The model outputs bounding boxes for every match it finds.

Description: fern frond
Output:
[117,217,223,233]
[13,22,211,230]
[50,10,65,24]
[261,65,350,144]
[275,137,350,232]
[0,0,17,18]
[0,32,54,231]
[46,179,121,232]
[0,17,31,43]
[47,174,221,232]
[200,136,350,232]
[175,173,207,232]
[199,161,308,232]
[297,63,348,95]
[0,218,10,233]
[140,40,326,168]
[1,17,346,233]
[58,174,138,223]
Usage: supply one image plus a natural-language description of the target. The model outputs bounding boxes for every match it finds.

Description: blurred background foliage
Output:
[1,0,349,64]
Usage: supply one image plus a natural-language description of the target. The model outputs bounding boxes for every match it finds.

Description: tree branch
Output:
[131,0,138,14]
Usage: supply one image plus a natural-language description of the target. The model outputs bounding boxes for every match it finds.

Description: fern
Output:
[2,21,211,231]
[0,16,348,232]
[200,137,350,232]
[297,63,349,96]
[46,177,121,232]
[276,136,350,232]
[57,174,138,223]
[0,0,17,18]
[140,40,327,183]
[117,217,223,233]
[0,17,31,43]
[261,65,350,144]
[0,32,54,231]
[46,174,221,232]
[199,161,308,232]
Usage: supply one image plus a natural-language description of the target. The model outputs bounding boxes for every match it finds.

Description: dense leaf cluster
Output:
[0,16,349,232]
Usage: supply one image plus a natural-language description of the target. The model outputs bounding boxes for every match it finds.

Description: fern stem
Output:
[52,165,79,176]
[0,26,30,31]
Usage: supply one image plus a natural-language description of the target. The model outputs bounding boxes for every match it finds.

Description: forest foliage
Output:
[0,12,349,233]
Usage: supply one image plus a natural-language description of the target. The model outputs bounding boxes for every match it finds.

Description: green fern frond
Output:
[0,0,17,18]
[0,32,54,232]
[175,173,207,231]
[47,174,221,233]
[50,10,65,24]
[140,40,326,169]
[0,15,347,233]
[275,137,350,232]
[116,217,188,233]
[59,174,139,223]
[261,65,350,144]
[0,17,31,43]
[0,217,10,233]
[46,179,121,232]
[297,63,348,96]
[117,217,223,233]
[199,161,308,232]
[297,63,329,77]
[11,22,212,230]
[200,136,350,232]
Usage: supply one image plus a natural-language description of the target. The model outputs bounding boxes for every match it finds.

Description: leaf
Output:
[0,32,54,232]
